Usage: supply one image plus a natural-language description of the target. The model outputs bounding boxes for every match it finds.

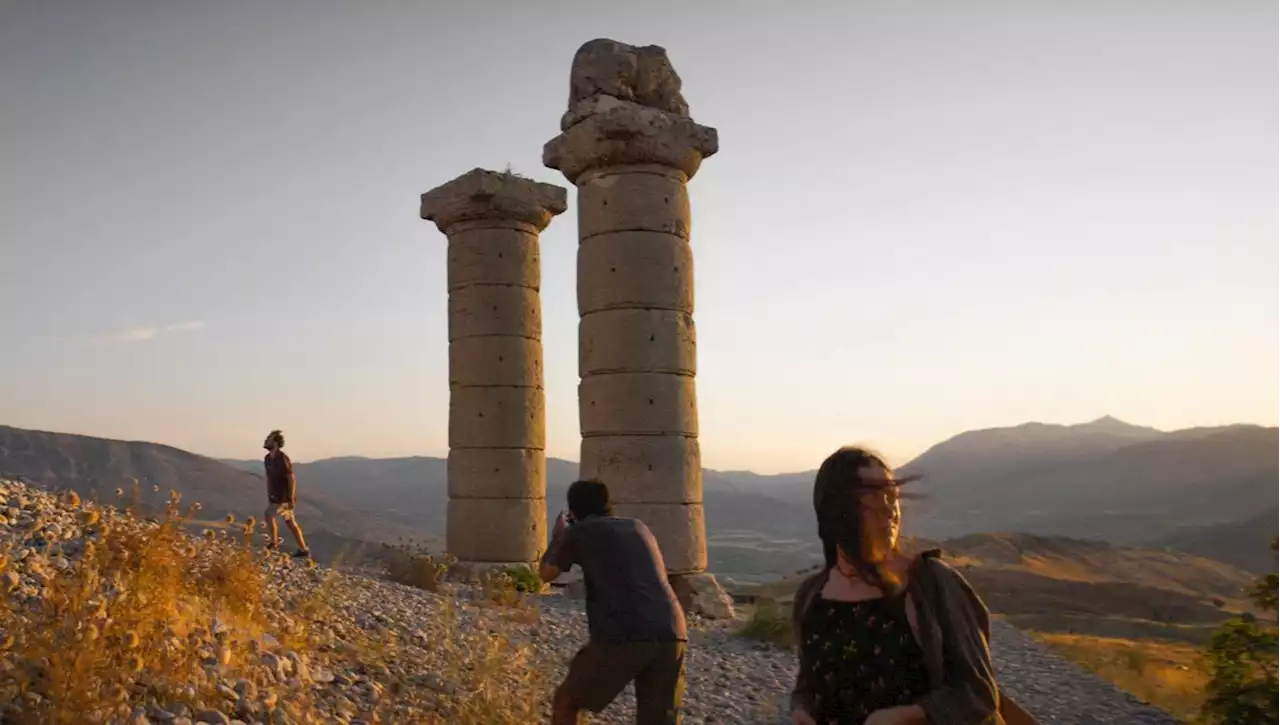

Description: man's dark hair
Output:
[267,429,285,448]
[567,479,612,520]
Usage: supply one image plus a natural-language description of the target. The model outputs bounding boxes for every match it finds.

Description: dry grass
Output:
[0,489,276,723]
[0,483,560,724]
[382,541,455,593]
[428,598,550,723]
[739,598,795,649]
[1031,632,1209,721]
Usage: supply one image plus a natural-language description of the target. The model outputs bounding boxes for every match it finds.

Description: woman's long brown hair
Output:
[812,446,903,593]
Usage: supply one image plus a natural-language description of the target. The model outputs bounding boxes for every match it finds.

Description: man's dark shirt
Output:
[264,451,294,504]
[549,516,687,644]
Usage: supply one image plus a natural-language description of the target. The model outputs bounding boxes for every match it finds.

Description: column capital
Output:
[543,99,718,185]
[420,168,568,234]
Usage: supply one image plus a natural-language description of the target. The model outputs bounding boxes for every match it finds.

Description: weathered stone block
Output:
[448,448,546,500]
[447,227,540,291]
[579,373,697,436]
[669,572,735,619]
[578,169,690,239]
[449,386,546,449]
[447,497,547,563]
[544,100,718,183]
[421,168,567,233]
[579,309,695,376]
[611,502,706,574]
[580,435,700,504]
[564,39,689,126]
[450,336,543,389]
[448,285,541,341]
[577,232,693,314]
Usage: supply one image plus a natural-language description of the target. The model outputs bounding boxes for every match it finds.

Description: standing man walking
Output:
[539,479,687,725]
[262,429,310,558]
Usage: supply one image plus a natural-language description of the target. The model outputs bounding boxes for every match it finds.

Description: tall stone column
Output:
[420,168,567,568]
[544,39,733,617]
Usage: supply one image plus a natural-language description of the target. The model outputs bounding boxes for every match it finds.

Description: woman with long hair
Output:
[788,446,1030,725]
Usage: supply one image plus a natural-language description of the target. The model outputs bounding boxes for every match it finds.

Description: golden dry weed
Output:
[739,597,795,649]
[0,502,273,723]
[0,489,569,724]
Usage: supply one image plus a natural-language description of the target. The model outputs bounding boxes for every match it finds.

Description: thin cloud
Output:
[162,321,207,333]
[76,320,207,344]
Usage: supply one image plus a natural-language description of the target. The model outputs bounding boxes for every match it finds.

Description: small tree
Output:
[1200,538,1278,725]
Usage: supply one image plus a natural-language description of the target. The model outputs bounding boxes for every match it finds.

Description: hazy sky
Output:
[2,0,1276,473]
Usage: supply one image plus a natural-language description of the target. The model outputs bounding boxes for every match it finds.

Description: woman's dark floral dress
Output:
[797,591,932,724]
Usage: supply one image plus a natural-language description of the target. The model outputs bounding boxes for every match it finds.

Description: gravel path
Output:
[526,593,1183,725]
[0,478,1187,724]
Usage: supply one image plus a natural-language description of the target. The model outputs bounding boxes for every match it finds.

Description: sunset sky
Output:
[2,1,1275,473]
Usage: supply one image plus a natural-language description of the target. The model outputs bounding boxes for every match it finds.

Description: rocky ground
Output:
[0,478,1184,724]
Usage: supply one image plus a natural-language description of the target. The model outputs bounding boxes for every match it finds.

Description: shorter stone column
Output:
[420,168,567,569]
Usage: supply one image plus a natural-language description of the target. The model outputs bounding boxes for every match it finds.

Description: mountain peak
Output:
[1085,415,1128,428]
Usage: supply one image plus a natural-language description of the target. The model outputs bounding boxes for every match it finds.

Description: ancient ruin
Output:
[545,39,733,616]
[420,168,567,567]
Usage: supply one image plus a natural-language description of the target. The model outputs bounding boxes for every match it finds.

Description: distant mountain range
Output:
[1,417,1275,578]
[704,417,1278,574]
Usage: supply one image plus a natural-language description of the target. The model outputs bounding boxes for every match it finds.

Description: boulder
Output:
[562,38,689,129]
[669,572,735,620]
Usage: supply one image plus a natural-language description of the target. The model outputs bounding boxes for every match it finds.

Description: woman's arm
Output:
[912,559,999,725]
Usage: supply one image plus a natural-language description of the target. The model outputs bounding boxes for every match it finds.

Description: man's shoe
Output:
[292,549,311,559]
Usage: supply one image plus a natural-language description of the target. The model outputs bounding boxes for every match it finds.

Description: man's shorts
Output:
[561,640,685,725]
[265,502,295,522]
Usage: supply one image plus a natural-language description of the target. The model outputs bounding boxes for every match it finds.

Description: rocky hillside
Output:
[0,425,417,553]
[0,478,1187,724]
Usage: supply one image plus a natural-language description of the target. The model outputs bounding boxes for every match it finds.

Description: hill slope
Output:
[1149,506,1280,574]
[741,532,1263,645]
[0,425,420,559]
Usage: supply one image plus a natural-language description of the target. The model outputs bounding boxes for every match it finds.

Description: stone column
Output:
[544,39,733,617]
[420,168,567,568]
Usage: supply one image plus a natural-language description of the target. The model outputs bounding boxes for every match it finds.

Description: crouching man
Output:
[539,479,687,725]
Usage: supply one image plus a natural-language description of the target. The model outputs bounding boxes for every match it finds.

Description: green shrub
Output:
[382,541,454,593]
[1199,538,1278,725]
[502,565,542,594]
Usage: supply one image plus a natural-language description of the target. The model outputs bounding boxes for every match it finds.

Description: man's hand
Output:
[790,707,817,725]
[539,512,571,583]
[864,705,927,725]
[552,510,570,538]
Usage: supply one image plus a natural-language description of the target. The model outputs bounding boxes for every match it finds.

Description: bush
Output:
[476,569,537,617]
[739,598,795,649]
[0,491,276,723]
[502,565,542,594]
[0,481,567,723]
[1199,538,1278,725]
[382,541,454,593]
